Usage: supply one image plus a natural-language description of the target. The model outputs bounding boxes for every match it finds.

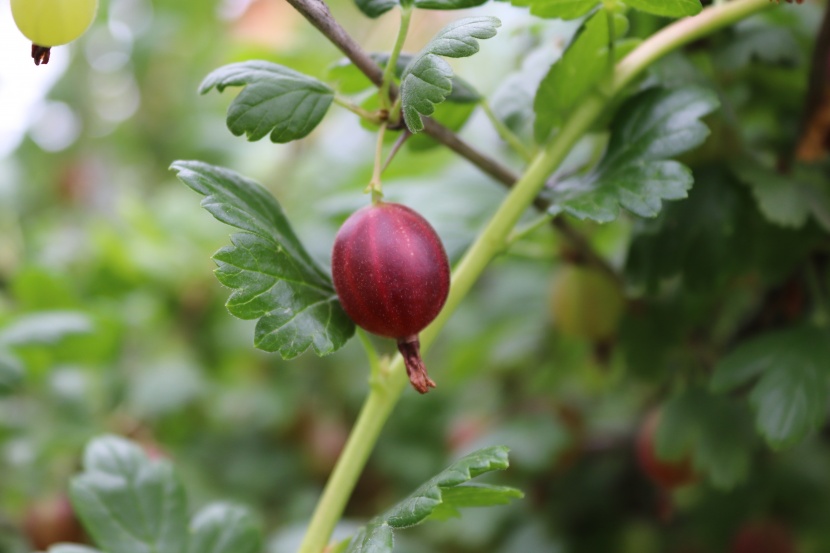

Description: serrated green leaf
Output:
[401,16,500,133]
[47,546,103,553]
[514,0,598,20]
[346,447,521,553]
[171,161,354,358]
[533,9,611,142]
[0,311,93,348]
[622,0,701,17]
[548,86,720,222]
[711,326,830,449]
[657,389,756,489]
[199,61,333,143]
[187,503,262,553]
[0,351,23,396]
[70,435,188,553]
[346,521,394,553]
[328,55,481,103]
[731,158,830,230]
[385,446,517,527]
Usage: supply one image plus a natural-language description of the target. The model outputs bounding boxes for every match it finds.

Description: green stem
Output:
[366,123,387,203]
[380,6,412,110]
[296,2,774,551]
[480,100,534,162]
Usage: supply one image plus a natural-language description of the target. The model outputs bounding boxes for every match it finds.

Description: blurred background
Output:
[1,0,829,552]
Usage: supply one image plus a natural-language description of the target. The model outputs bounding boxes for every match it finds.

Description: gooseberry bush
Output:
[2,0,830,552]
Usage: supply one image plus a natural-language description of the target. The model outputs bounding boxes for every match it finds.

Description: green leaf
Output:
[711,326,830,449]
[533,9,612,142]
[346,522,394,553]
[69,435,188,553]
[328,55,482,103]
[731,158,830,231]
[428,484,523,521]
[354,0,489,17]
[624,168,820,293]
[187,503,263,553]
[47,546,103,553]
[657,389,756,489]
[414,0,489,9]
[171,161,354,358]
[199,61,334,143]
[0,311,93,348]
[548,86,720,222]
[400,16,500,133]
[622,0,701,17]
[346,447,522,553]
[0,351,23,396]
[355,0,398,17]
[514,0,598,20]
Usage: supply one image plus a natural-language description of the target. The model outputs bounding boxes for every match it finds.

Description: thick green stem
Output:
[380,7,412,110]
[296,2,774,551]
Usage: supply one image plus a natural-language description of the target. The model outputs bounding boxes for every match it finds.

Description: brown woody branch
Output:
[284,0,619,284]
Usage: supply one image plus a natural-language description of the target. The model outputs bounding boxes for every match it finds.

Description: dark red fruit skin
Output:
[636,410,697,491]
[22,494,85,550]
[331,202,450,339]
[731,521,797,553]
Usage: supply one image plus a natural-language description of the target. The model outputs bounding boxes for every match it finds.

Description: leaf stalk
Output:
[380,6,412,110]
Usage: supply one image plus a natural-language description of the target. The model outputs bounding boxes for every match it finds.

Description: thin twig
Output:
[382,129,412,173]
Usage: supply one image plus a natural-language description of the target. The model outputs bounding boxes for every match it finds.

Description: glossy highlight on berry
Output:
[332,202,450,393]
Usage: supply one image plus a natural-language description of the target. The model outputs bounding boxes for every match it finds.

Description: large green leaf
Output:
[622,0,701,17]
[711,326,830,449]
[533,9,613,141]
[345,447,522,553]
[400,16,500,133]
[69,436,189,553]
[547,86,720,222]
[171,161,354,359]
[187,503,262,553]
[199,61,334,143]
[657,389,756,489]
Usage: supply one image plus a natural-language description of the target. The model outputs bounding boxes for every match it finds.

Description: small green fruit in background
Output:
[549,265,624,342]
[11,0,98,46]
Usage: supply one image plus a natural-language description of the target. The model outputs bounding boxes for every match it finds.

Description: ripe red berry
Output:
[22,494,85,550]
[332,202,450,393]
[636,410,696,490]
